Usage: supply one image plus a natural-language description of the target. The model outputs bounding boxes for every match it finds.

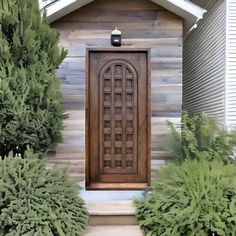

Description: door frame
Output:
[85,48,151,190]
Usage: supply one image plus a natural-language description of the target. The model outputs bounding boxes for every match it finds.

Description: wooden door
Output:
[86,49,150,190]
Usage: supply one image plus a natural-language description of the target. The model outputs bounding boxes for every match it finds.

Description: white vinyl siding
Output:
[226,0,236,128]
[183,0,226,122]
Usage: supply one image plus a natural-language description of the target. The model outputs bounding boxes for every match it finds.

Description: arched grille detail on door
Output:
[99,60,138,174]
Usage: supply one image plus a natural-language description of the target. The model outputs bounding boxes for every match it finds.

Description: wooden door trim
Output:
[86,48,151,190]
[87,183,150,190]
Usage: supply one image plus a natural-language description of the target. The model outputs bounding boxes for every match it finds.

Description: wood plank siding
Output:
[226,0,236,128]
[48,0,183,182]
[183,0,226,122]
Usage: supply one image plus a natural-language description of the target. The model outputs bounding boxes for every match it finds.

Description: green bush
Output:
[0,150,88,236]
[166,112,236,164]
[135,157,236,236]
[0,0,67,157]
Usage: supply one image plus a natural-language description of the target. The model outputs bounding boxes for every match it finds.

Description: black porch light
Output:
[111,27,122,47]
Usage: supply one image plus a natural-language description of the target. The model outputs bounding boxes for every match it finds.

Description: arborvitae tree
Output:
[135,157,236,236]
[0,0,67,157]
[166,112,236,164]
[0,150,88,235]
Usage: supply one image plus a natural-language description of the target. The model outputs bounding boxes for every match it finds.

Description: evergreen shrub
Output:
[135,157,236,236]
[0,0,67,157]
[166,112,236,164]
[0,150,88,236]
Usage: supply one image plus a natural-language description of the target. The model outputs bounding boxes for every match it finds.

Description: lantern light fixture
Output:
[111,27,122,47]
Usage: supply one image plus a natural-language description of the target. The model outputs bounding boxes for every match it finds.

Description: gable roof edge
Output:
[39,0,206,36]
[150,0,207,35]
[40,0,94,23]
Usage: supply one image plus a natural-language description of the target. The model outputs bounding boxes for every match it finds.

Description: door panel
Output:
[86,49,150,190]
[99,60,138,174]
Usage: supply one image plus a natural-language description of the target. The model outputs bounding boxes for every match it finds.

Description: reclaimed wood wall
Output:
[48,0,183,183]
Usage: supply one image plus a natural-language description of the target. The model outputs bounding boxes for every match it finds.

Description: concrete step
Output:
[86,200,138,226]
[84,226,143,236]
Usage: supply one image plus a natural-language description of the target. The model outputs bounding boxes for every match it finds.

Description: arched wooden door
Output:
[86,49,150,190]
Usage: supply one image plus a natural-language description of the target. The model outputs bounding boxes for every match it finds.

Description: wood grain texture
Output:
[48,0,183,184]
[86,49,151,189]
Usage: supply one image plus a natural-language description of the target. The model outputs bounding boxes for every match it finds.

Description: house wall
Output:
[48,0,183,182]
[226,0,236,129]
[183,0,226,122]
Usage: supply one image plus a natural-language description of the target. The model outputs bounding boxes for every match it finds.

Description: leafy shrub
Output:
[0,0,67,157]
[135,157,236,236]
[166,112,236,164]
[0,150,88,236]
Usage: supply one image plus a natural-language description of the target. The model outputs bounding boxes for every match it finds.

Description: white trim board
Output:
[151,0,206,34]
[38,0,206,35]
[40,0,94,23]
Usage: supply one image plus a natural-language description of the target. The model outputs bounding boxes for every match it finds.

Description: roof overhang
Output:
[39,0,94,23]
[151,0,207,35]
[39,0,206,35]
